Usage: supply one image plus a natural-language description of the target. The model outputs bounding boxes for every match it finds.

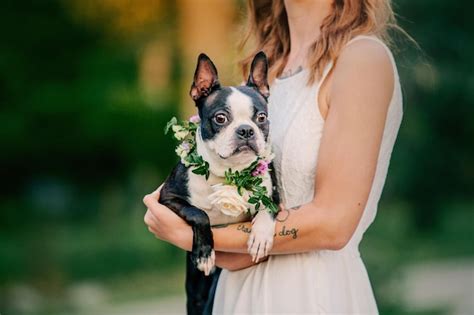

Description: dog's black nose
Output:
[236,124,255,139]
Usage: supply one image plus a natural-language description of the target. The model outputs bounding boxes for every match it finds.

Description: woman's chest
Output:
[268,83,325,206]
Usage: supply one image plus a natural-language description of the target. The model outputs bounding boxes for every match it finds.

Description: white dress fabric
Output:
[213,35,403,314]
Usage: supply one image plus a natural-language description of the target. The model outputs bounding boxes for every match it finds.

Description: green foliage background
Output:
[0,0,472,314]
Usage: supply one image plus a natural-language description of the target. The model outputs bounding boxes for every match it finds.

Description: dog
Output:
[159,52,280,315]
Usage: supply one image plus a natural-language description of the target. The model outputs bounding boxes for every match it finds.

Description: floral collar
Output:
[165,115,278,215]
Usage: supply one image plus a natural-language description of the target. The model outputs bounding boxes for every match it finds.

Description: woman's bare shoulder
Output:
[330,37,395,110]
[340,37,393,68]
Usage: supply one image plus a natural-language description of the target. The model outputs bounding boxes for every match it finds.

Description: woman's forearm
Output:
[212,200,356,254]
[215,251,267,271]
[146,188,360,255]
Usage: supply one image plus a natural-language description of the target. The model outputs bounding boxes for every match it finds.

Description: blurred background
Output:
[0,0,472,314]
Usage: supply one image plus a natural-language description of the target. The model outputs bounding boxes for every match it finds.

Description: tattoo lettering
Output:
[237,222,299,240]
[237,224,251,234]
[276,225,299,239]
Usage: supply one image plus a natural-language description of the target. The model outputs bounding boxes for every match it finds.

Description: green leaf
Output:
[248,197,258,204]
[261,195,272,204]
[164,117,178,134]
[268,202,278,214]
[192,168,204,175]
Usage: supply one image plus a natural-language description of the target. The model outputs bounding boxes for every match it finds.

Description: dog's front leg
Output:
[183,205,216,276]
[159,198,215,275]
[247,210,276,262]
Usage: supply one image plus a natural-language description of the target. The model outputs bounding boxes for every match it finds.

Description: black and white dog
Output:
[159,52,279,315]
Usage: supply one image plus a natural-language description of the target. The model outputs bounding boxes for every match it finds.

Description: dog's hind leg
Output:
[186,253,222,315]
[202,266,221,314]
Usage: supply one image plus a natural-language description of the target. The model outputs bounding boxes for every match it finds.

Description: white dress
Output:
[213,35,403,314]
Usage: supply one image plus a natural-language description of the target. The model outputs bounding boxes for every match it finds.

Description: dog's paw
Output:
[247,210,276,263]
[196,250,215,276]
[193,246,215,276]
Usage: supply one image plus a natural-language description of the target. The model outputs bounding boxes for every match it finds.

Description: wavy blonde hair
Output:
[239,0,405,84]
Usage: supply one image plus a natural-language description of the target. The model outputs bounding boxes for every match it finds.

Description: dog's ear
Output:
[190,53,220,101]
[246,51,269,98]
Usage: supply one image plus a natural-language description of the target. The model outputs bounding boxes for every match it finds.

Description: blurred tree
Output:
[177,0,239,117]
[65,0,165,39]
[386,0,474,230]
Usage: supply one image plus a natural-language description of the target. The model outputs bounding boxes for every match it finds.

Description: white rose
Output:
[208,184,251,217]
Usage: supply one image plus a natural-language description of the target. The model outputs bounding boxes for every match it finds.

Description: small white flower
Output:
[172,125,184,132]
[174,130,189,140]
[182,159,191,167]
[208,184,251,217]
[172,125,189,140]
[260,144,275,162]
[175,142,191,165]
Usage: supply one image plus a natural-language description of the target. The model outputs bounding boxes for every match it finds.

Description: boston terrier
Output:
[159,52,280,315]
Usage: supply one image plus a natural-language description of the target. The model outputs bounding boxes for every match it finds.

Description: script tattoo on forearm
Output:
[236,223,299,239]
[277,225,299,239]
[237,224,251,234]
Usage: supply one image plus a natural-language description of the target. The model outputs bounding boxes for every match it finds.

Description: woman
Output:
[144,0,405,313]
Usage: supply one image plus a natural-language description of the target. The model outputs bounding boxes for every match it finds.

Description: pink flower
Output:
[252,160,269,176]
[189,115,200,123]
[181,141,191,152]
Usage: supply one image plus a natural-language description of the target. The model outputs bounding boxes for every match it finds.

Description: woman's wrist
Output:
[173,224,193,251]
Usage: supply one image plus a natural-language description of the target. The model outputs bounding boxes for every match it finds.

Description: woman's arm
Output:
[215,251,268,271]
[143,190,263,270]
[144,39,394,255]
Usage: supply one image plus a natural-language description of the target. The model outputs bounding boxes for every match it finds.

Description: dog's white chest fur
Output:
[187,169,272,226]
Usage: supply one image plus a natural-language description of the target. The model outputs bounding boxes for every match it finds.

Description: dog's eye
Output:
[257,112,267,123]
[214,113,228,125]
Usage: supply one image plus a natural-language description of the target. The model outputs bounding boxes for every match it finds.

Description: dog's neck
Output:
[195,129,257,178]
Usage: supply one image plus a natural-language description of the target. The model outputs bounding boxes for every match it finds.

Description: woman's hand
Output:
[143,186,193,251]
[143,186,267,271]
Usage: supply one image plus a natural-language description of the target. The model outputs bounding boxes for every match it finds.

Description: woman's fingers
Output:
[150,184,163,198]
[149,226,161,237]
[142,184,164,206]
[143,187,167,224]
[146,200,174,222]
[145,210,163,239]
[144,209,158,227]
